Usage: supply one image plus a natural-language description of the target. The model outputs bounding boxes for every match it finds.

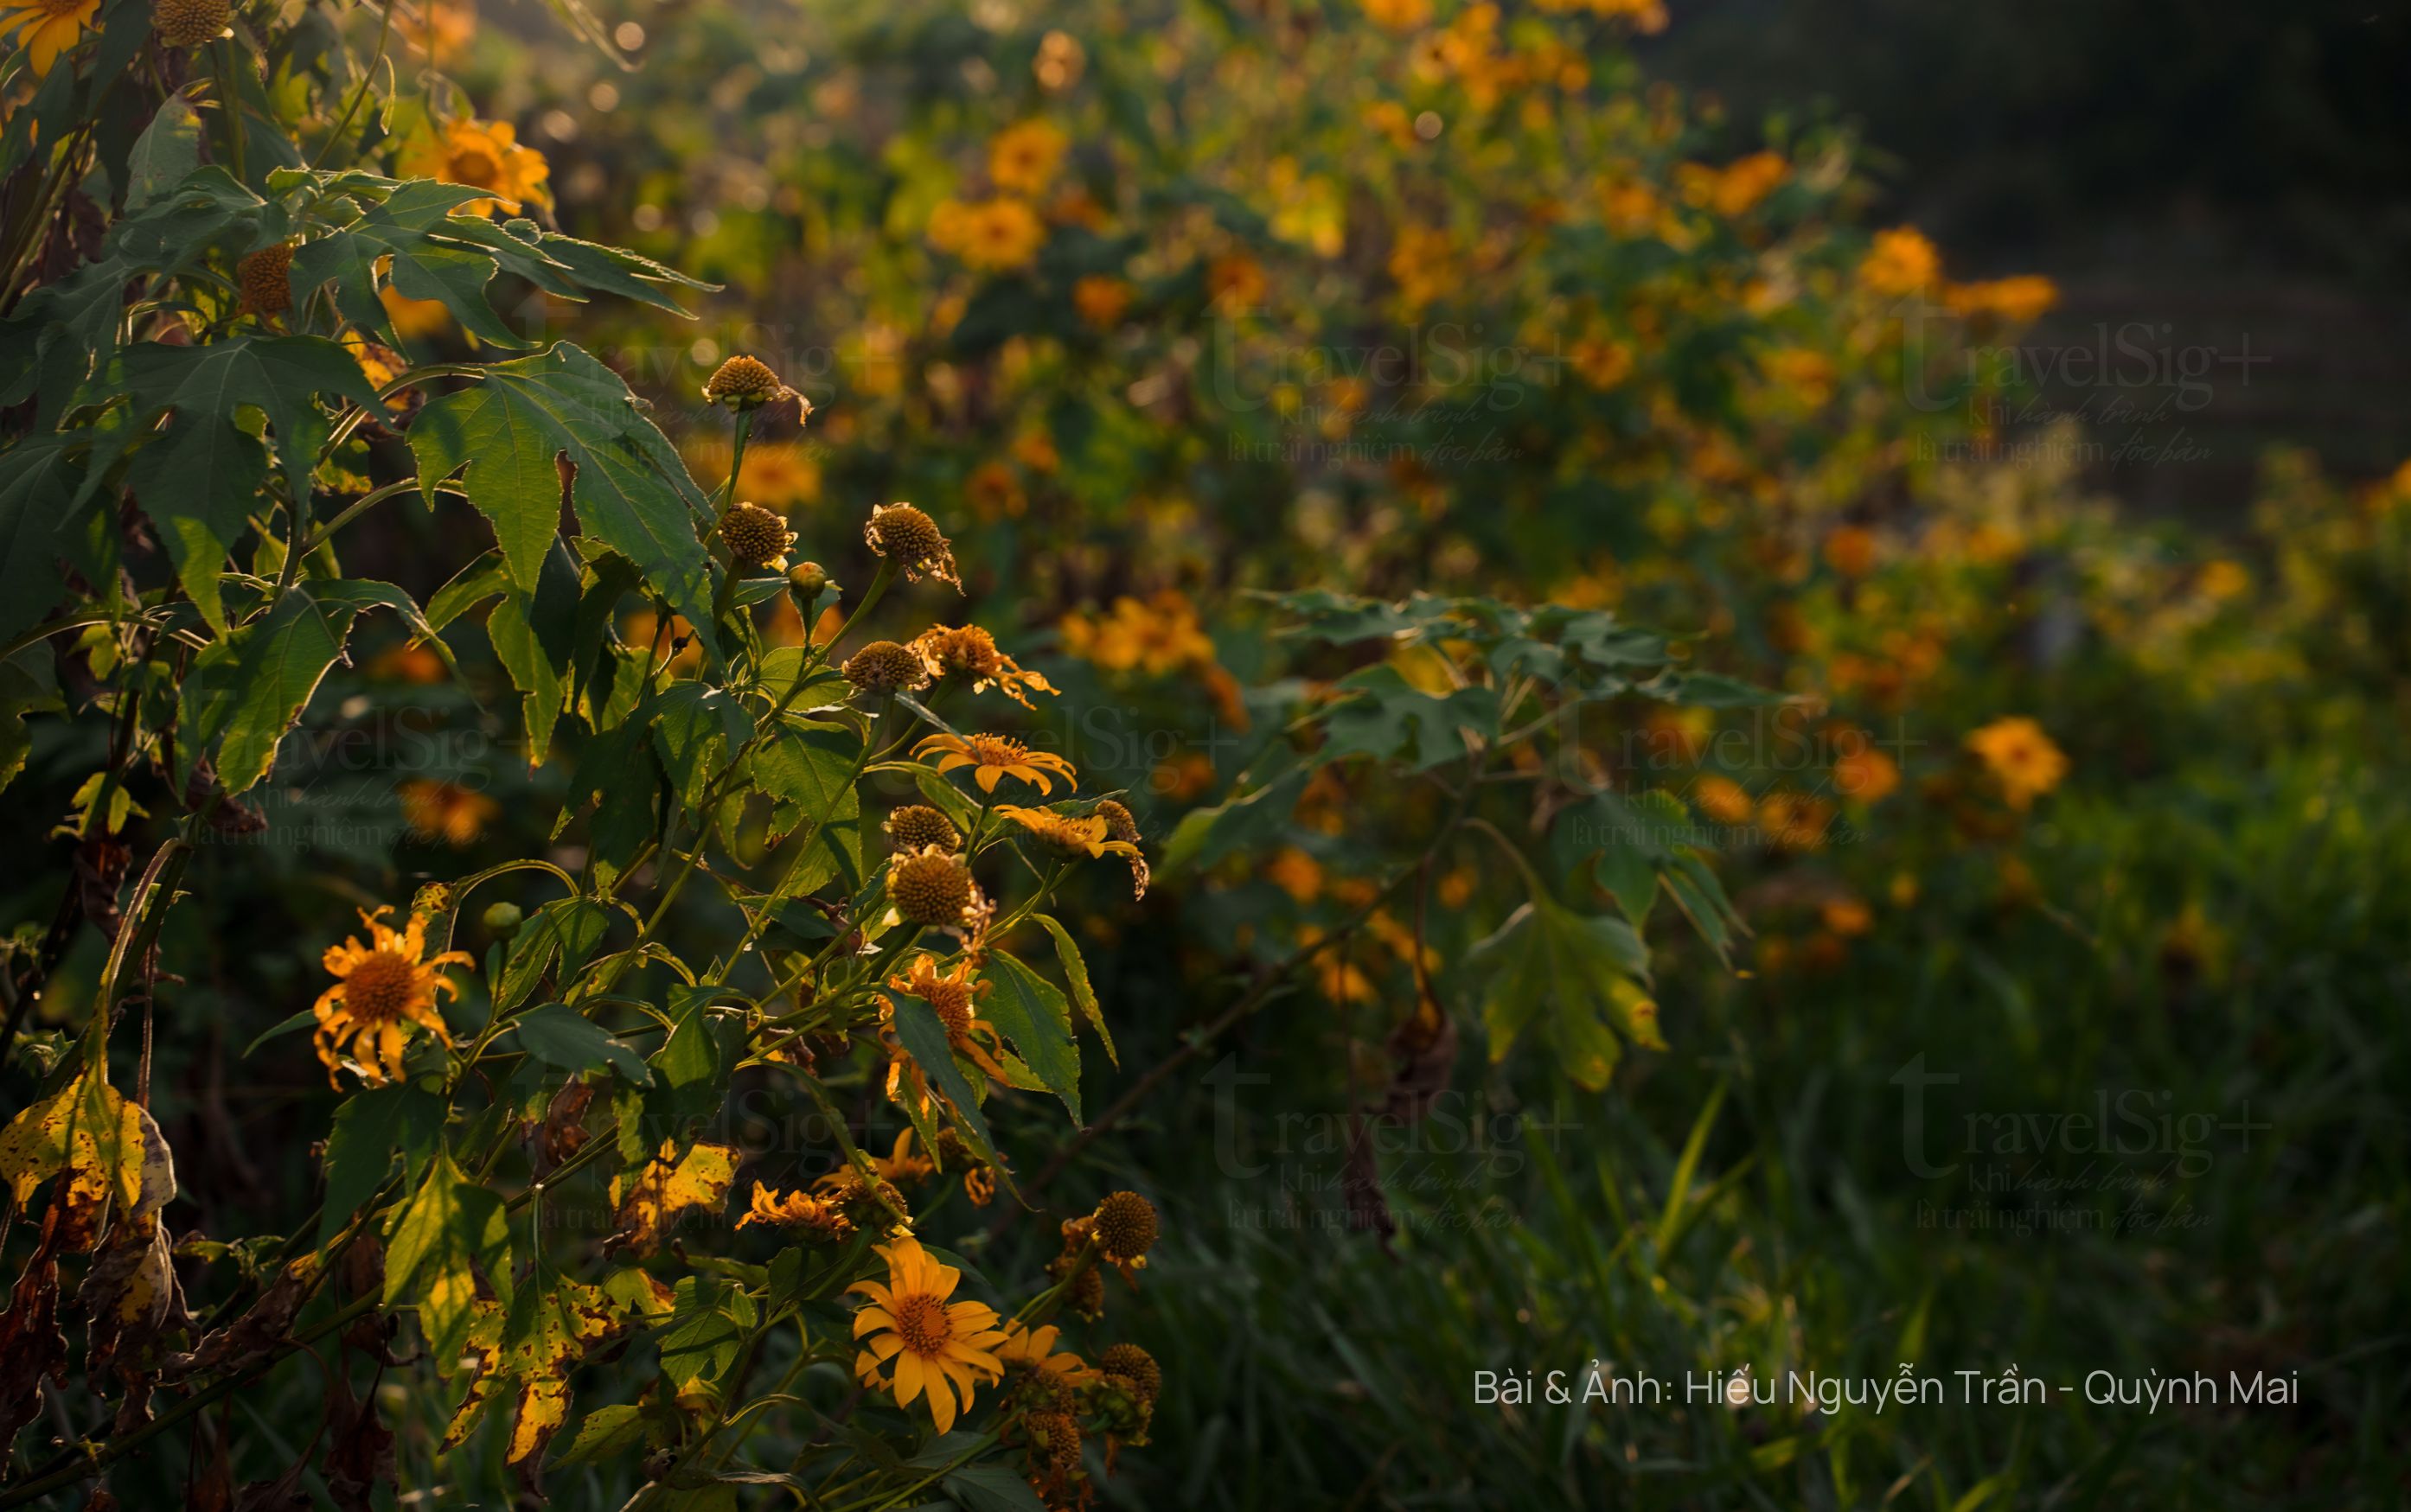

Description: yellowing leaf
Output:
[608,1139,739,1253]
[443,1275,641,1463]
[384,1150,509,1375]
[0,1062,145,1241]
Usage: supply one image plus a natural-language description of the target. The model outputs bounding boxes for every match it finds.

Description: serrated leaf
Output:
[0,432,80,642]
[179,587,348,794]
[317,1082,444,1246]
[1033,914,1112,1065]
[511,1003,649,1083]
[406,342,717,665]
[383,1148,509,1375]
[487,539,584,766]
[288,177,555,348]
[1469,896,1655,1092]
[890,993,1005,1173]
[112,336,382,630]
[980,950,1081,1119]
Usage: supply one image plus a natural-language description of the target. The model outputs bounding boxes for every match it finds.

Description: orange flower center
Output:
[965,736,1030,766]
[343,950,419,1023]
[923,982,975,1036]
[451,147,502,190]
[892,1292,951,1356]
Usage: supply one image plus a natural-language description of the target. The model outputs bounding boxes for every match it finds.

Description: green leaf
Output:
[552,1403,651,1466]
[650,992,736,1128]
[179,588,348,794]
[979,951,1081,1121]
[943,1464,1051,1512]
[318,1083,444,1247]
[0,433,80,642]
[1032,915,1113,1065]
[384,1148,510,1375]
[487,539,585,766]
[1161,767,1308,876]
[0,643,63,794]
[651,681,751,810]
[653,1273,757,1388]
[289,178,543,348]
[511,1004,649,1084]
[890,992,1005,1171]
[496,896,611,1011]
[1469,896,1655,1092]
[406,342,718,665]
[746,719,858,843]
[1318,664,1499,771]
[426,551,508,630]
[111,336,384,630]
[123,93,203,213]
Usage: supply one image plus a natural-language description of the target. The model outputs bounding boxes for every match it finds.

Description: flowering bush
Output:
[0,0,1773,1500]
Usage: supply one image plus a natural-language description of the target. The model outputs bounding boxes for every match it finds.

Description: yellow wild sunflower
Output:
[310,907,473,1088]
[400,117,552,218]
[850,1235,1008,1433]
[994,807,1148,896]
[994,1320,1095,1395]
[2,0,99,77]
[1966,716,2069,809]
[988,119,1067,195]
[815,1128,936,1191]
[1857,226,1940,299]
[914,732,1076,795]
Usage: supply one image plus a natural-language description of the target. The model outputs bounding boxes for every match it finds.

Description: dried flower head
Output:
[718,501,796,571]
[888,846,975,926]
[237,243,295,318]
[1091,799,1139,844]
[1098,1343,1161,1403]
[864,503,961,590]
[884,805,962,853]
[1091,1190,1158,1272]
[843,640,931,696]
[911,624,1057,708]
[1090,798,1148,897]
[1021,1407,1084,1487]
[702,354,798,411]
[152,0,227,48]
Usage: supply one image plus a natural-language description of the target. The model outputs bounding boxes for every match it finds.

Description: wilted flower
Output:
[864,503,961,590]
[911,624,1056,708]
